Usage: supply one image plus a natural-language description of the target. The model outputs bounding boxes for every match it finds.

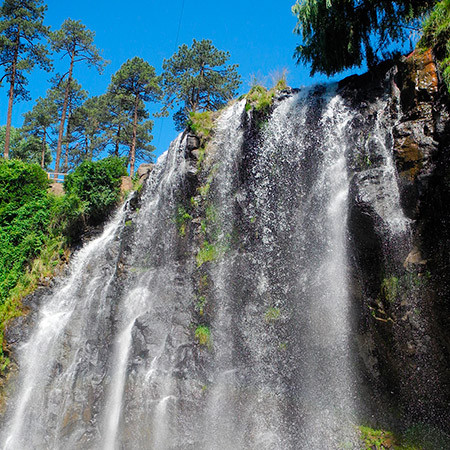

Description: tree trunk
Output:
[4,28,20,159]
[130,96,139,177]
[55,50,75,176]
[115,124,121,157]
[63,113,71,173]
[41,127,46,168]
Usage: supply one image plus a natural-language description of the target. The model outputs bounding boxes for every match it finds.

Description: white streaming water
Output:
[1,88,413,449]
[3,205,127,450]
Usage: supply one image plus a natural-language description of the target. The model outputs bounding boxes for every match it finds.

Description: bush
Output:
[64,156,127,225]
[0,159,48,215]
[188,111,215,140]
[0,157,127,373]
[195,325,211,347]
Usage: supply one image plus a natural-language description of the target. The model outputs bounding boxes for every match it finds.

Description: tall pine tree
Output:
[161,39,241,130]
[22,95,57,168]
[50,19,107,175]
[0,0,52,159]
[108,57,160,176]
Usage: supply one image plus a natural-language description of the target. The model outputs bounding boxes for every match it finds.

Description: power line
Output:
[156,0,186,150]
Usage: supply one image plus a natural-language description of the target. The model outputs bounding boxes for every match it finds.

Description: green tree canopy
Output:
[292,0,435,76]
[22,96,57,168]
[108,56,160,176]
[161,39,241,130]
[0,0,52,159]
[50,18,108,175]
[68,95,109,165]
[0,125,51,167]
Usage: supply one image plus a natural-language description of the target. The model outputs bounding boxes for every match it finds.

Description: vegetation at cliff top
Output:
[419,0,450,93]
[0,157,126,372]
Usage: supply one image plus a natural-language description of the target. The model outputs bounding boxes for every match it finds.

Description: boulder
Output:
[136,163,154,183]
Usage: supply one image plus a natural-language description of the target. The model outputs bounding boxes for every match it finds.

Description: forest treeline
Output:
[1,0,448,177]
[0,0,242,176]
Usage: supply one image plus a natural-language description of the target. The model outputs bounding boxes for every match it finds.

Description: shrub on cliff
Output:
[63,156,127,226]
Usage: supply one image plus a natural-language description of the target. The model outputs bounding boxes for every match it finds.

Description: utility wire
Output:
[156,0,186,150]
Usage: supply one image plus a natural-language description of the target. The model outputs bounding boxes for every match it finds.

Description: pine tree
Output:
[108,57,160,176]
[22,96,57,168]
[0,0,52,159]
[100,92,151,162]
[48,78,87,172]
[161,39,241,130]
[50,19,107,175]
[70,95,109,165]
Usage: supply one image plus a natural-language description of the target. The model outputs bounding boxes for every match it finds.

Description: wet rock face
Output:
[1,54,449,447]
[340,54,450,427]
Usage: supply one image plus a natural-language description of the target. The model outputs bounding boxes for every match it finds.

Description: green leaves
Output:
[162,39,241,130]
[50,19,107,73]
[0,159,51,302]
[292,0,435,76]
[0,0,52,90]
[110,57,161,103]
[419,0,450,94]
[63,156,127,224]
[107,57,160,175]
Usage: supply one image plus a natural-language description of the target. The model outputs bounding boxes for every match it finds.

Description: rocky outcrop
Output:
[340,52,450,428]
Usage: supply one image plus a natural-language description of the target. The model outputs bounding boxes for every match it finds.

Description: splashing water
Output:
[1,87,411,449]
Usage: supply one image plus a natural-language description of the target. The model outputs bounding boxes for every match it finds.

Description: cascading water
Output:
[1,85,414,449]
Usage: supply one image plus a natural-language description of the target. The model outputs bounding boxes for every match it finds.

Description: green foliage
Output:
[381,276,399,304]
[50,18,108,173]
[198,181,211,199]
[188,111,215,140]
[161,39,241,131]
[358,424,450,449]
[419,0,450,94]
[64,156,127,225]
[0,159,48,212]
[194,325,211,347]
[175,205,192,237]
[292,0,434,76]
[0,126,51,167]
[264,307,281,323]
[196,238,229,268]
[359,426,399,449]
[50,19,107,72]
[196,240,219,267]
[0,0,52,162]
[0,160,64,369]
[108,57,160,176]
[22,95,56,167]
[195,296,207,316]
[245,85,275,113]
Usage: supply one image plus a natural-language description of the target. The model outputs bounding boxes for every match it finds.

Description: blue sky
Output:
[1,0,363,159]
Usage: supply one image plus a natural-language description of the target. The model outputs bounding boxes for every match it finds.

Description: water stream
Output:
[1,87,410,449]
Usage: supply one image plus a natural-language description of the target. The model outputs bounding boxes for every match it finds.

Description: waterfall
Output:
[1,86,411,449]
